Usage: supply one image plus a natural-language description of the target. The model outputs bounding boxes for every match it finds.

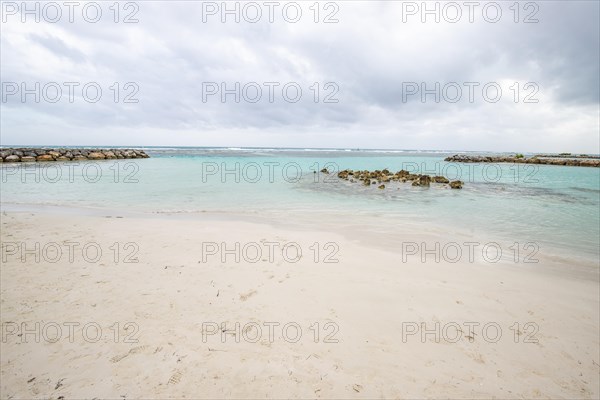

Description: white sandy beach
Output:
[1,209,598,399]
[2,0,600,397]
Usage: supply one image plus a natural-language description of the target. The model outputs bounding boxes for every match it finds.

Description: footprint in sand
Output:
[168,371,183,385]
[239,290,257,301]
[468,351,485,364]
[110,345,149,363]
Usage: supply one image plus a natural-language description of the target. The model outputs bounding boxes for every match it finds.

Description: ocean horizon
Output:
[4,145,599,156]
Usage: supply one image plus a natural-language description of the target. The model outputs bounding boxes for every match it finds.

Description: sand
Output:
[1,209,599,399]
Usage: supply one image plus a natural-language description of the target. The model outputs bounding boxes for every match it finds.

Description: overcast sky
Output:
[1,0,599,153]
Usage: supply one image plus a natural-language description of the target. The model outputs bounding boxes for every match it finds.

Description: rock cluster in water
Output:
[444,154,600,167]
[0,148,149,163]
[324,168,463,189]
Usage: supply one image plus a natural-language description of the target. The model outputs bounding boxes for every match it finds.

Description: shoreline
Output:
[3,202,598,279]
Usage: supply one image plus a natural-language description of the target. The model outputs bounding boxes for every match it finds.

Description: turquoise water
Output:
[1,148,599,263]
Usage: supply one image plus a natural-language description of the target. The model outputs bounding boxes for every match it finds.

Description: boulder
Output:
[36,155,54,161]
[450,180,463,189]
[418,175,431,186]
[337,170,349,179]
[5,155,21,162]
[433,176,449,184]
[88,152,106,160]
[378,184,385,189]
[20,156,36,162]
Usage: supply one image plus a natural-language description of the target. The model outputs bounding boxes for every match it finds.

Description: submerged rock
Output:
[336,167,459,191]
[450,180,463,189]
[411,177,431,187]
[433,176,449,184]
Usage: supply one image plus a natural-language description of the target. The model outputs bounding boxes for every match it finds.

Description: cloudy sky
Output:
[1,0,599,152]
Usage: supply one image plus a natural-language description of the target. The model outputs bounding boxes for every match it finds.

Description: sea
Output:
[1,147,599,266]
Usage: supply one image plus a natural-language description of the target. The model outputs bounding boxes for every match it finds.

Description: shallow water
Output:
[1,147,599,263]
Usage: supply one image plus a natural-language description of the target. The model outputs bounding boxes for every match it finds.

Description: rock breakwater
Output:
[444,154,599,167]
[0,148,149,163]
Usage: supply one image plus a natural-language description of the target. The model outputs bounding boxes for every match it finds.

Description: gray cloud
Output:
[28,33,87,63]
[1,0,598,153]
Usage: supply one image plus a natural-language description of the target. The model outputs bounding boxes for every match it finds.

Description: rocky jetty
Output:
[534,153,599,159]
[329,168,462,189]
[444,154,600,167]
[0,148,149,163]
